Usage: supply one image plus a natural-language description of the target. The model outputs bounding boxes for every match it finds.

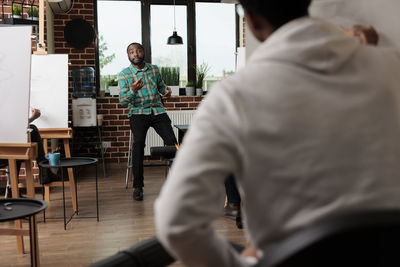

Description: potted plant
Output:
[195,63,210,96]
[12,5,22,19]
[107,78,119,96]
[161,66,180,96]
[27,6,39,20]
[185,81,195,96]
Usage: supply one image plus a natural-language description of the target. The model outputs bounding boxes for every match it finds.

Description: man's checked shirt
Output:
[119,63,167,117]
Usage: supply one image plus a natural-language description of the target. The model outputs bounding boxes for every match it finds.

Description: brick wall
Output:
[90,95,203,164]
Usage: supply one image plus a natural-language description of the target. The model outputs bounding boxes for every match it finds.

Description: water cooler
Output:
[72,67,97,126]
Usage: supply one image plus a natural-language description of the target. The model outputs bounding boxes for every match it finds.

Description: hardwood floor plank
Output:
[0,164,246,266]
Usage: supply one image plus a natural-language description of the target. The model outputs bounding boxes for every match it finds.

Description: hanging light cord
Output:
[173,0,176,31]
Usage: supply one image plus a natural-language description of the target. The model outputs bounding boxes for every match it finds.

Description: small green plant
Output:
[27,6,38,17]
[12,5,22,16]
[107,78,118,86]
[195,62,210,89]
[186,81,195,87]
[160,66,180,86]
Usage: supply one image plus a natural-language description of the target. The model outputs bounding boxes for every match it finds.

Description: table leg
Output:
[64,139,77,212]
[25,159,35,198]
[42,138,48,155]
[96,163,99,221]
[29,215,40,267]
[8,159,25,254]
[61,167,66,230]
[97,126,107,178]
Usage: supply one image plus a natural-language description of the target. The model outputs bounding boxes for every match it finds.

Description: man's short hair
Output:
[238,0,311,29]
[127,42,144,54]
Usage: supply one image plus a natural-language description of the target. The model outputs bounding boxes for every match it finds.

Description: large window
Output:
[151,4,187,86]
[96,0,238,93]
[196,3,236,90]
[97,1,141,92]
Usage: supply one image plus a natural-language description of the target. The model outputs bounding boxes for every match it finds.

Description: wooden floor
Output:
[0,164,246,267]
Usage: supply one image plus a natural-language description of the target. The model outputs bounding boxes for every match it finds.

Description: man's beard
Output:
[130,57,144,66]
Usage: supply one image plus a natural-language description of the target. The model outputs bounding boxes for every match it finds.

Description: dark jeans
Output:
[225,174,241,204]
[130,113,177,188]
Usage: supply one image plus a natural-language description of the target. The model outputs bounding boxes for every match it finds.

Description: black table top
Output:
[0,198,47,222]
[38,157,98,168]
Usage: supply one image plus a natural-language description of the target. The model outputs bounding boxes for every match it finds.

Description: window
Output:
[96,0,239,93]
[196,2,236,90]
[151,4,187,86]
[97,1,141,92]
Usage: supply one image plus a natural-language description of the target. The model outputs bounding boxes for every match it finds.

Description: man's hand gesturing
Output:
[161,87,172,100]
[131,77,144,92]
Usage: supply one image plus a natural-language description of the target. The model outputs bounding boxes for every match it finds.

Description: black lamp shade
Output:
[167,31,183,45]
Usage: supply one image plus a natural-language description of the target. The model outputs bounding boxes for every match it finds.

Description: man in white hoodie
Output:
[155,0,400,266]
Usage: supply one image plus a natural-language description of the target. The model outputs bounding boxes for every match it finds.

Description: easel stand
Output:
[39,128,78,212]
[0,143,38,255]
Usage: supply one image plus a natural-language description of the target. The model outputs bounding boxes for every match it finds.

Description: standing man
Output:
[155,0,400,266]
[119,42,177,201]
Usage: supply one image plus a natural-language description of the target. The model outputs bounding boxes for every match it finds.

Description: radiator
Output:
[144,110,196,155]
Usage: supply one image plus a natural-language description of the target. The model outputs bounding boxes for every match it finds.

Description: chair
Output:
[91,236,175,267]
[91,236,243,267]
[150,145,177,178]
[91,209,400,267]
[257,209,400,267]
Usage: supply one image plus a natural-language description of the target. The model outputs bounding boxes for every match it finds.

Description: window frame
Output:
[95,0,239,93]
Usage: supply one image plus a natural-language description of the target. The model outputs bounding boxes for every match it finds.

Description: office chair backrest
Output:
[150,146,177,159]
[91,236,175,267]
[257,209,400,267]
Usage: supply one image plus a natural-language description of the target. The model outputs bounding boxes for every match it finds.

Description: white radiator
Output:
[144,110,196,155]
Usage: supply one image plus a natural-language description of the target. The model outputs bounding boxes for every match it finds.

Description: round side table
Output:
[38,157,98,230]
[0,198,47,267]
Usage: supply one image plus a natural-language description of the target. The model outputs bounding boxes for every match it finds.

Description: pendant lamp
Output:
[167,0,183,45]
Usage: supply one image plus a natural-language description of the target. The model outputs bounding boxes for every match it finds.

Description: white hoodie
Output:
[155,17,400,267]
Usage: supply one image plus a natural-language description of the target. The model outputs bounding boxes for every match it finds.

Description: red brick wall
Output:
[95,96,203,164]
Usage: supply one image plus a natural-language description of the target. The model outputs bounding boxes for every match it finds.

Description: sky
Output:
[97,1,236,79]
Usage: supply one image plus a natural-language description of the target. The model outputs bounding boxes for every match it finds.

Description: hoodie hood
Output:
[250,17,361,72]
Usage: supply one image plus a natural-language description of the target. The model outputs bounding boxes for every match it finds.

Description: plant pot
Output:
[27,16,39,21]
[196,88,203,96]
[108,86,120,96]
[185,86,195,96]
[168,85,180,96]
[12,15,22,19]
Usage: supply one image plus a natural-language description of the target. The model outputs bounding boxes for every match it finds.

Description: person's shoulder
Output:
[148,63,160,70]
[119,65,132,75]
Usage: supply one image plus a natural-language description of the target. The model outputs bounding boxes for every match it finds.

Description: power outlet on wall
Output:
[102,141,111,149]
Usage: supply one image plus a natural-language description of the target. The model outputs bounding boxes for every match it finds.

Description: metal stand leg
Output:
[62,167,66,230]
[29,215,40,267]
[95,162,99,221]
[125,131,133,189]
[40,166,46,222]
[97,126,107,178]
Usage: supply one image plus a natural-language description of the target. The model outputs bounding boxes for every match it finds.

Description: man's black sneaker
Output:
[133,187,143,201]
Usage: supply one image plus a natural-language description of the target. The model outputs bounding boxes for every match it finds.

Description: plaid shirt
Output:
[119,63,167,117]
